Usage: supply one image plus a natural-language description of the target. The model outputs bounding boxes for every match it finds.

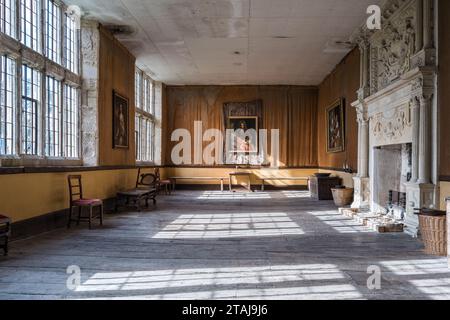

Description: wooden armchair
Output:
[0,214,11,256]
[115,169,158,212]
[67,175,104,229]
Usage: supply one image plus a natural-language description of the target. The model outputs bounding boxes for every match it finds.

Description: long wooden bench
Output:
[259,177,310,191]
[170,177,229,192]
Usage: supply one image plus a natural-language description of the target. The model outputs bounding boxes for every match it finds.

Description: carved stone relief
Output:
[366,1,417,92]
[370,103,412,146]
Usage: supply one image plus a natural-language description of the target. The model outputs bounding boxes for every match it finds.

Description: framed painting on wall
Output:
[326,98,345,153]
[227,116,259,154]
[113,90,129,149]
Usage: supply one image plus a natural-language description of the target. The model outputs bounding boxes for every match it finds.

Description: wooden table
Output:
[170,177,228,192]
[260,177,310,191]
[0,214,11,256]
[229,172,252,192]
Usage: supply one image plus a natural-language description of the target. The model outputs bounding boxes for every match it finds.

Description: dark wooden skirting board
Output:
[10,198,116,241]
[440,176,450,182]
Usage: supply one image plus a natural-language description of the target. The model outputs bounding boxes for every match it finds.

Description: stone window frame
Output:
[135,67,156,165]
[0,0,82,167]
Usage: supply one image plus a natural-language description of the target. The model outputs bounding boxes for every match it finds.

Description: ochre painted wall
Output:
[439,0,450,179]
[166,167,317,187]
[98,26,136,166]
[317,49,360,172]
[164,85,318,168]
[0,169,141,222]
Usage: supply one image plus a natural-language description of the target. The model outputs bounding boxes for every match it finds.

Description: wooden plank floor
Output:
[0,190,448,300]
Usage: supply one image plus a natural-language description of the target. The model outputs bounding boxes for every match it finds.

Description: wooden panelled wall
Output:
[98,26,136,166]
[317,49,360,171]
[164,86,319,167]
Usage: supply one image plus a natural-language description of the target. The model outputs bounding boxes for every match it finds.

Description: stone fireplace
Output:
[372,144,412,217]
[350,0,438,236]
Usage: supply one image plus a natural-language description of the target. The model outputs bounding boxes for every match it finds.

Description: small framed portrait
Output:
[113,91,129,149]
[227,116,259,153]
[326,98,345,153]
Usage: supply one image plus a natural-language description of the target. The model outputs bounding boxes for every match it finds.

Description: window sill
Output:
[136,161,156,166]
[0,164,160,175]
[0,156,82,168]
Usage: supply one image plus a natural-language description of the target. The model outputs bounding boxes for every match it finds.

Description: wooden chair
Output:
[116,169,158,212]
[0,214,11,256]
[155,168,173,195]
[67,175,104,229]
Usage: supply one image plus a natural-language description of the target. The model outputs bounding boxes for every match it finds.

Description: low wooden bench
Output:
[170,177,228,192]
[115,173,158,212]
[0,214,11,256]
[259,177,310,191]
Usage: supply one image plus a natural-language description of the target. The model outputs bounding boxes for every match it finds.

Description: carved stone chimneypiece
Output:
[350,0,437,237]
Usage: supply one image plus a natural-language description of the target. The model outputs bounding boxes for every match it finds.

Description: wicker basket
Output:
[331,188,354,207]
[418,212,447,256]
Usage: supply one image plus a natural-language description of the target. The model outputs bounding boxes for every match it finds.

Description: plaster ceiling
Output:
[66,0,382,85]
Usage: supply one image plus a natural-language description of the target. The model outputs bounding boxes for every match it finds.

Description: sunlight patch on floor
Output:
[75,264,362,300]
[152,212,304,239]
[197,191,272,200]
[281,191,311,198]
[308,210,372,234]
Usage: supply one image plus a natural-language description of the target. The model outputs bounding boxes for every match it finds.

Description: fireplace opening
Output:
[372,143,412,220]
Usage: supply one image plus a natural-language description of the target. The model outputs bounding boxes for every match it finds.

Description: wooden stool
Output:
[0,214,11,256]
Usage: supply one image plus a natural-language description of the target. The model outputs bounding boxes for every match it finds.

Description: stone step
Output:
[339,208,404,234]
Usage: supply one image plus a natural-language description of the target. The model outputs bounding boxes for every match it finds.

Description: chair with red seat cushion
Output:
[67,175,104,229]
[155,168,173,195]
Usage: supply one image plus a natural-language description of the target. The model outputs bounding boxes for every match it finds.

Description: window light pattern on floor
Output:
[153,212,304,239]
[75,264,363,300]
[308,210,372,234]
[380,258,450,300]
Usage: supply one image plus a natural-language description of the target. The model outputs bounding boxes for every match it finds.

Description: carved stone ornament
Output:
[371,104,412,144]
[377,18,415,89]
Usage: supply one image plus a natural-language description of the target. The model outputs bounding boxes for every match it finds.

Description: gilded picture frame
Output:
[326,98,345,153]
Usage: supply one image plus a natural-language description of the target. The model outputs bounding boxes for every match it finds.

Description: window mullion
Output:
[16,57,21,155]
[59,78,63,157]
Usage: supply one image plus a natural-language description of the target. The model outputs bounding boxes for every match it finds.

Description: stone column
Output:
[352,103,370,210]
[418,94,432,184]
[410,97,420,183]
[351,35,371,210]
[423,0,433,49]
[447,198,450,265]
[80,20,100,166]
[358,39,370,99]
[359,114,370,178]
[415,0,424,53]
